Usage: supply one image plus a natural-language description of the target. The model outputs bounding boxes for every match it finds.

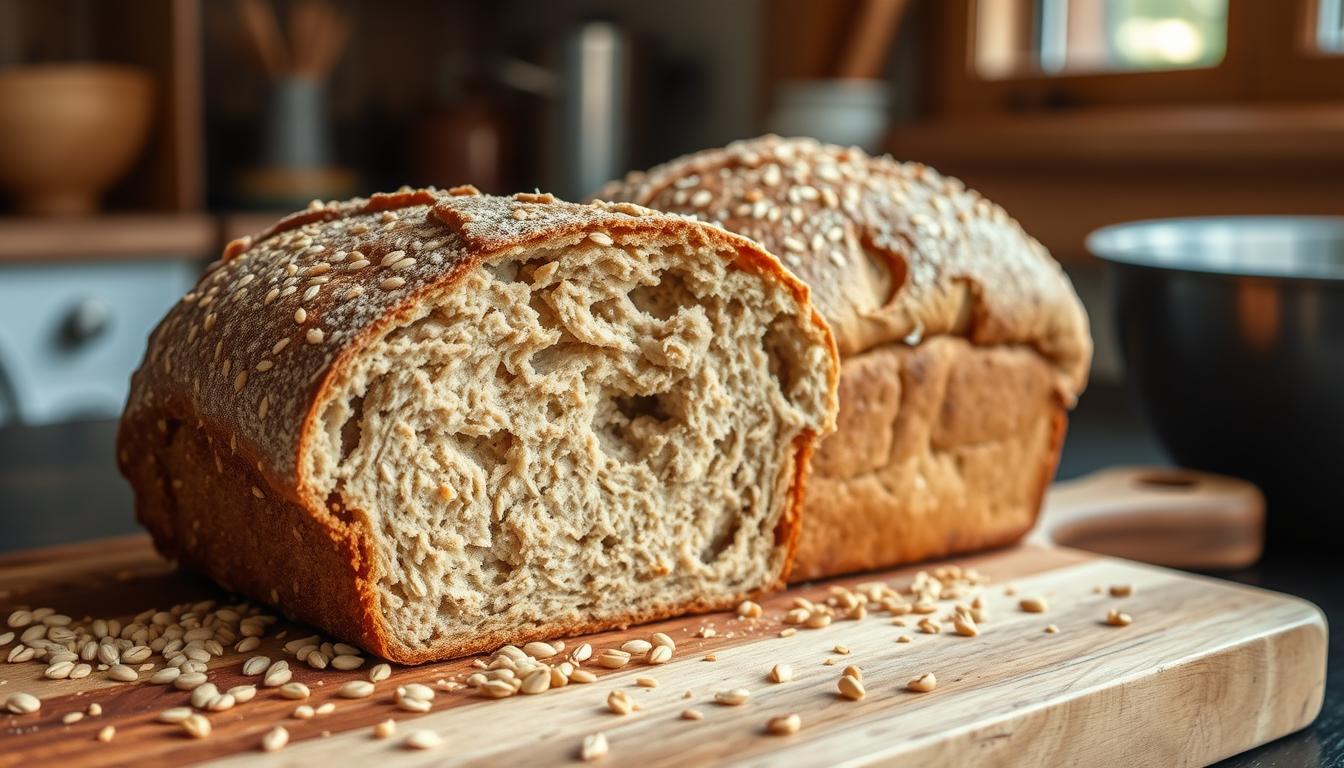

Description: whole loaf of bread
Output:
[601,136,1092,579]
[117,187,838,663]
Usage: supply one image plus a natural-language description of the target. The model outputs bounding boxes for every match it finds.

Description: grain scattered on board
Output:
[715,688,750,706]
[262,726,289,752]
[6,692,41,714]
[404,729,442,750]
[837,675,866,701]
[907,672,938,693]
[1019,596,1048,613]
[767,713,802,736]
[580,733,609,761]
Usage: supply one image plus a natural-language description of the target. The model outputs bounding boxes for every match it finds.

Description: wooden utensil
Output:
[833,0,910,79]
[237,0,348,84]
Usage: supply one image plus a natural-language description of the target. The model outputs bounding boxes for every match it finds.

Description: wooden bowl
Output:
[0,64,154,216]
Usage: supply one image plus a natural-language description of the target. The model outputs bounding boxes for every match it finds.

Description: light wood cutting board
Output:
[0,536,1326,767]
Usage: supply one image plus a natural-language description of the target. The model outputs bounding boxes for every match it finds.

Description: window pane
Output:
[1100,0,1228,71]
[975,0,1228,77]
[1320,0,1344,53]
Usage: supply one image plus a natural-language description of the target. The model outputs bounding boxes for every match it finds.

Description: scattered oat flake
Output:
[767,713,801,736]
[262,726,289,752]
[714,688,750,706]
[1019,596,1048,613]
[907,672,937,693]
[580,732,609,761]
[404,729,442,750]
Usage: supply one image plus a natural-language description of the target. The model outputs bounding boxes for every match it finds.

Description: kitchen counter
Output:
[0,383,1337,766]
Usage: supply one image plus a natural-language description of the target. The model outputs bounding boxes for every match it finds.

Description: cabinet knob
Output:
[59,298,110,349]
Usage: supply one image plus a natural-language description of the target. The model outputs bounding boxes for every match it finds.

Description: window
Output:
[940,1,1344,113]
[1067,0,1228,71]
[1319,0,1344,52]
[978,0,1229,78]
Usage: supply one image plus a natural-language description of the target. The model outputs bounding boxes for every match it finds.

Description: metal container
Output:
[552,19,630,202]
[1088,217,1344,545]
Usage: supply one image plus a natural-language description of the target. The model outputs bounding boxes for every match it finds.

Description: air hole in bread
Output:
[467,538,517,588]
[529,339,581,376]
[616,393,671,423]
[485,260,520,283]
[763,315,808,401]
[592,388,680,472]
[700,510,743,565]
[628,270,693,321]
[456,430,513,474]
[337,396,364,464]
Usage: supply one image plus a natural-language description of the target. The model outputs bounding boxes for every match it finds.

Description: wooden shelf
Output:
[0,214,216,263]
[888,105,1344,169]
[219,211,292,246]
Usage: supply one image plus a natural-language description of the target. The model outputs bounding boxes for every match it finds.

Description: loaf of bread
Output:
[600,136,1092,579]
[117,187,838,663]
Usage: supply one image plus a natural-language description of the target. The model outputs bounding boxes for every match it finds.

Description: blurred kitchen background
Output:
[0,0,1342,543]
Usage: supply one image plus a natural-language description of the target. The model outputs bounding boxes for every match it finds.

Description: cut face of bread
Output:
[118,190,838,664]
[310,237,833,656]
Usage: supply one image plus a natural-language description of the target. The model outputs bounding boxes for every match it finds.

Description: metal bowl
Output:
[1088,217,1344,544]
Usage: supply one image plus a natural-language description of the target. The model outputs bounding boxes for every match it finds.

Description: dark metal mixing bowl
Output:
[1088,217,1344,544]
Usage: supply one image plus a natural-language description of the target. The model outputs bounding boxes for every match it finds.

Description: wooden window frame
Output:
[931,0,1344,115]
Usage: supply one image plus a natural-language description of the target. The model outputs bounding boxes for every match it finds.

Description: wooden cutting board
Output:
[0,536,1326,768]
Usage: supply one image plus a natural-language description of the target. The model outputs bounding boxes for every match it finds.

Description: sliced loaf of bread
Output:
[118,188,838,663]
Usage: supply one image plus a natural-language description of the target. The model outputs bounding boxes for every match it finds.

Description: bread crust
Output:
[117,188,838,663]
[599,136,1092,576]
[789,338,1066,580]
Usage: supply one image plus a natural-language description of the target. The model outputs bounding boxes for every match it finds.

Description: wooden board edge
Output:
[0,535,153,569]
[847,609,1328,768]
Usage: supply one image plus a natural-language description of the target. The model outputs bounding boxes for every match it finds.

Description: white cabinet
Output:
[0,260,199,425]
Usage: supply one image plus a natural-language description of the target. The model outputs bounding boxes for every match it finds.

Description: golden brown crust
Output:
[117,188,838,664]
[789,339,1066,581]
[600,137,1092,577]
